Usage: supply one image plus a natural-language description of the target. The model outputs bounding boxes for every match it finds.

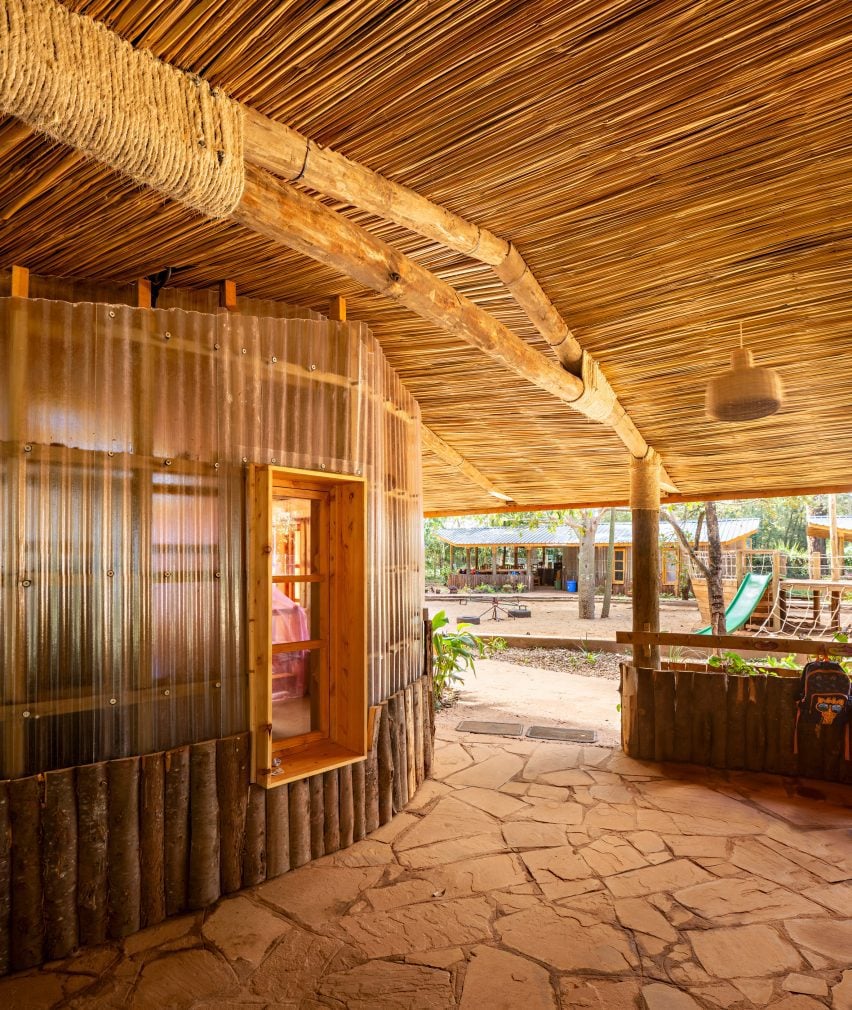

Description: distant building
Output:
[437,519,760,594]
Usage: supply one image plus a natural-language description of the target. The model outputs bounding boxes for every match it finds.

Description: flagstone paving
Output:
[3,733,851,1009]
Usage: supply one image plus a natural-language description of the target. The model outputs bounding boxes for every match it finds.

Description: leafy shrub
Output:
[431,609,485,705]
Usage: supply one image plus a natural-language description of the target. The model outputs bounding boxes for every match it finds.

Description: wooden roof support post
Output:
[10,265,29,298]
[630,450,661,672]
[219,279,237,311]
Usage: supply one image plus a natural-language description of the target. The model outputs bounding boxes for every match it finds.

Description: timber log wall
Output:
[0,671,434,977]
[621,664,851,785]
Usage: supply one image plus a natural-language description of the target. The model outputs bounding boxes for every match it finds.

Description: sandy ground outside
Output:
[429,597,701,748]
[425,596,702,640]
[436,658,622,747]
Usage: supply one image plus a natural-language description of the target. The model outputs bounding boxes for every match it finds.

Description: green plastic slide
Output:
[695,571,772,635]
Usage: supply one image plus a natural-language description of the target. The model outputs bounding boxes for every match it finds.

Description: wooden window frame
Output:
[613,547,626,585]
[249,465,367,788]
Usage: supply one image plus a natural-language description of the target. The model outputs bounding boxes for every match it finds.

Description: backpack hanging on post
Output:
[794,657,852,760]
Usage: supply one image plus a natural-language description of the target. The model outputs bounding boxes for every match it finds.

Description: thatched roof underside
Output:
[1,0,850,514]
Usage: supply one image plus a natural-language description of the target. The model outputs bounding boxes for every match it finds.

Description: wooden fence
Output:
[621,663,851,785]
[0,669,435,977]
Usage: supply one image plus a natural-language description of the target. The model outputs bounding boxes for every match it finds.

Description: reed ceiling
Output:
[1,0,850,513]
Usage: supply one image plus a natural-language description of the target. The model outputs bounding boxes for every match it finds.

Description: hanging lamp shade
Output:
[705,345,784,421]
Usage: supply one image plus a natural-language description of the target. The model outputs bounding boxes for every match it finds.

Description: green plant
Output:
[431,609,484,704]
[578,640,602,665]
[483,636,507,658]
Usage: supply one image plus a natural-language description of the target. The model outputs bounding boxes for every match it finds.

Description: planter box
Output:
[620,663,851,784]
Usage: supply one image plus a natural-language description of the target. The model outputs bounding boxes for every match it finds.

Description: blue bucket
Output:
[566,580,578,593]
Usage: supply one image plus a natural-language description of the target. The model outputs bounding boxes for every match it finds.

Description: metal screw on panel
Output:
[241,347,247,354]
[107,570,114,577]
[214,343,220,350]
[164,572,171,578]
[109,310,116,318]
[108,450,114,457]
[355,469,362,476]
[22,710,30,719]
[310,363,317,371]
[163,689,171,697]
[213,462,219,469]
[164,459,172,466]
[164,332,171,340]
[271,458,277,464]
[214,681,221,689]
[23,444,32,452]
[109,698,117,706]
[214,572,221,579]
[242,457,248,463]
[21,579,31,587]
[319,463,327,470]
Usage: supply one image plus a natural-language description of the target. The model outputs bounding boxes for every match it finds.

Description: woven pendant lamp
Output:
[705,326,784,421]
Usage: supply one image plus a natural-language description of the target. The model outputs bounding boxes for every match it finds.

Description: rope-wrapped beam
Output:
[0,0,244,217]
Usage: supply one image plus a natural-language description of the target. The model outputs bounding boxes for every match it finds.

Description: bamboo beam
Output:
[421,425,513,502]
[244,111,583,371]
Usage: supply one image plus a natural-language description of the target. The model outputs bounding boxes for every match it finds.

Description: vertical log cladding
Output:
[9,776,43,970]
[351,760,366,842]
[339,763,354,849]
[217,734,249,895]
[140,753,165,928]
[672,669,693,765]
[288,779,311,869]
[323,770,340,855]
[309,774,325,860]
[76,763,108,946]
[0,782,9,976]
[726,675,747,770]
[412,680,424,787]
[265,784,289,879]
[242,785,267,886]
[164,745,190,916]
[0,678,438,978]
[108,757,141,939]
[188,741,220,910]
[42,769,78,960]
[404,686,416,799]
[377,703,394,825]
[652,668,675,763]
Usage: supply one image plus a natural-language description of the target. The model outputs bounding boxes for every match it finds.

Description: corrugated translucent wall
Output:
[0,295,423,779]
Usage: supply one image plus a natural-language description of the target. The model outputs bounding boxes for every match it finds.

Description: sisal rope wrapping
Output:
[630,450,661,510]
[0,0,244,217]
[569,352,619,423]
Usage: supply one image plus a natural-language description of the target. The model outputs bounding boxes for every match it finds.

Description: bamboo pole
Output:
[421,425,513,502]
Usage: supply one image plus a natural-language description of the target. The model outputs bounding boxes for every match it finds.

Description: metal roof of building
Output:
[808,517,852,532]
[436,518,760,549]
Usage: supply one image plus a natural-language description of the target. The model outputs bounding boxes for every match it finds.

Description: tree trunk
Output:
[600,508,615,619]
[578,524,597,619]
[705,501,726,635]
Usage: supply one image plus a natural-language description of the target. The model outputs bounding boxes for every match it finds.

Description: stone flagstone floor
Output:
[2,732,851,1009]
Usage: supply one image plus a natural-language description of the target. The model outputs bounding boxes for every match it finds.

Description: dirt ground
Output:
[425,595,702,639]
[435,657,622,747]
[429,595,702,748]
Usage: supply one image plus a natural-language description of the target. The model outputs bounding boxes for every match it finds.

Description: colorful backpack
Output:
[794,658,852,759]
